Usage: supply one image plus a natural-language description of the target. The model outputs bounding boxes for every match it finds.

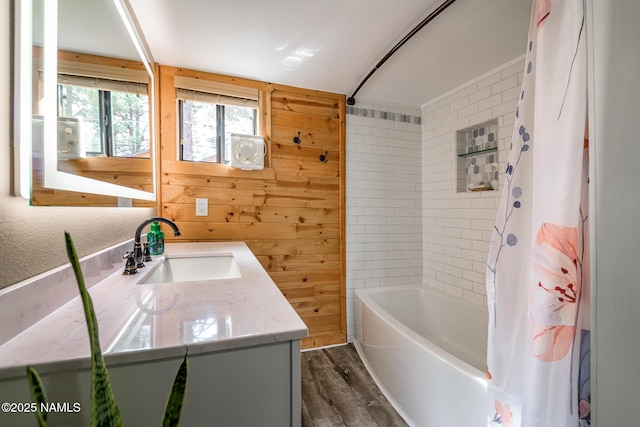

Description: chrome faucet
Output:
[123,217,181,275]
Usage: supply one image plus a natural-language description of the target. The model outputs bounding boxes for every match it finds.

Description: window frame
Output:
[161,67,273,172]
[56,57,151,159]
[57,82,151,158]
[176,89,260,165]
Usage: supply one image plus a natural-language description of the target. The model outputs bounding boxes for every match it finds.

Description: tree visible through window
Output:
[180,100,257,163]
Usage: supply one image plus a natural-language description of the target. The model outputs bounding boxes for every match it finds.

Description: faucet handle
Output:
[143,242,152,262]
[122,251,137,275]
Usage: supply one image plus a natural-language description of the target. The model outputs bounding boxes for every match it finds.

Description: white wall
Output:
[421,57,524,307]
[0,3,154,290]
[589,0,640,424]
[345,103,422,341]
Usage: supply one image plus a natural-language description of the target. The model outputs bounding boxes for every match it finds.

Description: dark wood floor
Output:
[301,344,408,427]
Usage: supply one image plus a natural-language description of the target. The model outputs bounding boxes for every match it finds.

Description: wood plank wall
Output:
[31,157,155,207]
[158,66,346,349]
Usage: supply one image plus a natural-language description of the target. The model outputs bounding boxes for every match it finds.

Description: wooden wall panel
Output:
[31,158,155,207]
[158,68,346,349]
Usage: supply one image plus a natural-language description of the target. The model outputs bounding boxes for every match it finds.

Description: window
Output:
[57,75,150,158]
[178,97,257,163]
[175,77,260,164]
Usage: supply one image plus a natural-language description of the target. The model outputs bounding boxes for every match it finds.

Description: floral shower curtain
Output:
[486,1,590,426]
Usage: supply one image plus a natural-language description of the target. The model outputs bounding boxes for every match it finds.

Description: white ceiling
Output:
[128,0,532,107]
[59,0,139,60]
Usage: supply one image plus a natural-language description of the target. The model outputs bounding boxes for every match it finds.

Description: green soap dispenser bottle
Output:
[147,221,165,255]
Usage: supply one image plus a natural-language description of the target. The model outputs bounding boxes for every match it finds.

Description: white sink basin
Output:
[137,254,241,285]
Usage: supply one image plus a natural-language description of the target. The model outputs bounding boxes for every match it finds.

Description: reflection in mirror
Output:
[31,49,155,206]
[15,0,157,206]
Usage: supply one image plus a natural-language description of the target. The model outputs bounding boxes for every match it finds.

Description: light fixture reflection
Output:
[282,47,316,69]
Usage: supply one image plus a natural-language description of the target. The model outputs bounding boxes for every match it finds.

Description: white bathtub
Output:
[354,285,488,427]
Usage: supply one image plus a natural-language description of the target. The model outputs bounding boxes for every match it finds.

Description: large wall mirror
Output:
[14,0,157,207]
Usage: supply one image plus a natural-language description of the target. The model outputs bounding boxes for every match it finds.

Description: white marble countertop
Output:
[0,242,308,380]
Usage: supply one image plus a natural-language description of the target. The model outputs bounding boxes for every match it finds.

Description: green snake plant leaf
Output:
[162,353,189,427]
[65,231,123,427]
[26,366,47,427]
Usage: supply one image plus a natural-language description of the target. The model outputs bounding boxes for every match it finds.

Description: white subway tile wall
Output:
[422,56,524,307]
[346,103,422,341]
[345,57,524,341]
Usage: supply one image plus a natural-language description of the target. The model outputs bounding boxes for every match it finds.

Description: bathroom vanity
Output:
[0,242,308,426]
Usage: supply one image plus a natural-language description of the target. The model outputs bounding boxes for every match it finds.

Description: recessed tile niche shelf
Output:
[456,119,499,193]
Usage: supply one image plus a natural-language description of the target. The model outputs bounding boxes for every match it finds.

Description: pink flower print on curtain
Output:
[537,0,551,27]
[529,223,579,362]
[490,400,514,427]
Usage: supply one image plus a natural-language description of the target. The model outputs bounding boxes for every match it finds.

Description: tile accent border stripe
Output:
[347,106,421,125]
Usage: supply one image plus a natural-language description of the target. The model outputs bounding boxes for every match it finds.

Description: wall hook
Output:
[319,151,328,163]
[293,131,301,144]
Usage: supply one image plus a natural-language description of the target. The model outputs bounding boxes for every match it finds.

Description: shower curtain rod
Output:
[346,0,458,106]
